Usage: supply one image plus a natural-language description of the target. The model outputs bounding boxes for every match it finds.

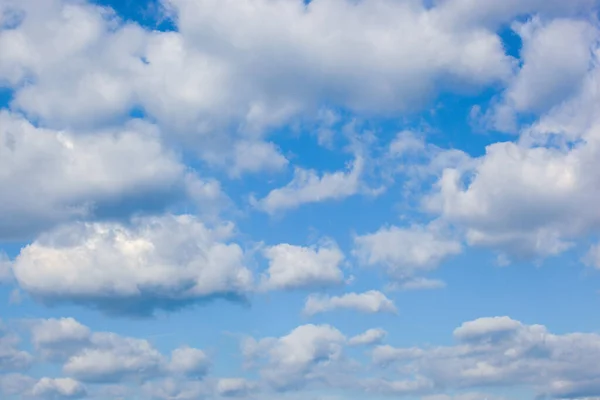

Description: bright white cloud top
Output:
[1,0,600,399]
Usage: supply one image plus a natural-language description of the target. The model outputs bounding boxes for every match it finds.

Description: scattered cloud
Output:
[354,222,462,280]
[253,157,364,214]
[261,240,345,291]
[348,329,388,346]
[303,291,397,316]
[12,215,253,316]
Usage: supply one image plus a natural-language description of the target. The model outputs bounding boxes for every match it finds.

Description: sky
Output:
[1,0,600,399]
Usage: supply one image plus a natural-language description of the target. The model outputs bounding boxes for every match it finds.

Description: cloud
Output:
[370,316,600,399]
[28,318,210,385]
[390,278,447,291]
[0,324,32,372]
[0,0,513,135]
[228,140,289,177]
[30,318,91,362]
[253,157,364,214]
[216,378,258,397]
[168,347,211,378]
[583,243,600,269]
[485,17,597,132]
[12,214,253,316]
[348,329,388,346]
[261,240,345,290]
[303,291,397,316]
[242,324,346,391]
[421,36,600,261]
[142,378,211,400]
[0,111,204,240]
[0,373,36,397]
[31,377,87,399]
[63,332,166,383]
[353,223,462,280]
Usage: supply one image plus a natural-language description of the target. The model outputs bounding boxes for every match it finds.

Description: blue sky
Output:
[2,0,600,399]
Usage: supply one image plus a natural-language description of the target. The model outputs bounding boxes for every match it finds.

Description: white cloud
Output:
[0,0,513,134]
[424,140,595,259]
[12,214,253,315]
[26,318,211,385]
[354,223,462,280]
[142,378,211,400]
[0,373,35,397]
[261,241,345,290]
[391,278,447,291]
[216,378,257,397]
[0,325,32,372]
[303,291,397,316]
[348,329,388,346]
[486,18,597,131]
[242,324,346,390]
[228,140,289,177]
[0,111,204,240]
[370,316,600,399]
[63,332,166,383]
[253,157,364,214]
[583,243,600,269]
[30,318,91,362]
[168,347,211,378]
[31,377,87,399]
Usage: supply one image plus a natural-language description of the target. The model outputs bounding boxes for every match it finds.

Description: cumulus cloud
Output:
[242,324,346,390]
[261,240,345,290]
[31,377,87,399]
[253,157,364,214]
[421,26,600,261]
[28,318,210,385]
[354,223,462,280]
[0,111,205,240]
[0,324,32,372]
[348,329,388,346]
[485,17,597,131]
[216,378,258,397]
[0,0,513,134]
[168,347,211,378]
[30,318,91,362]
[370,316,600,399]
[12,214,253,316]
[303,291,397,316]
[0,373,36,397]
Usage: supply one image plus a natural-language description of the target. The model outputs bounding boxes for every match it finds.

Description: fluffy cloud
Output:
[216,378,258,397]
[485,18,597,131]
[0,373,36,397]
[30,377,87,399]
[261,241,345,290]
[30,318,91,362]
[168,347,211,378]
[303,291,397,316]
[0,324,32,372]
[253,157,364,214]
[0,0,513,134]
[29,318,210,385]
[0,111,204,240]
[354,223,462,280]
[348,328,388,346]
[370,316,600,399]
[63,332,166,383]
[242,324,346,390]
[422,24,600,261]
[12,215,253,316]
